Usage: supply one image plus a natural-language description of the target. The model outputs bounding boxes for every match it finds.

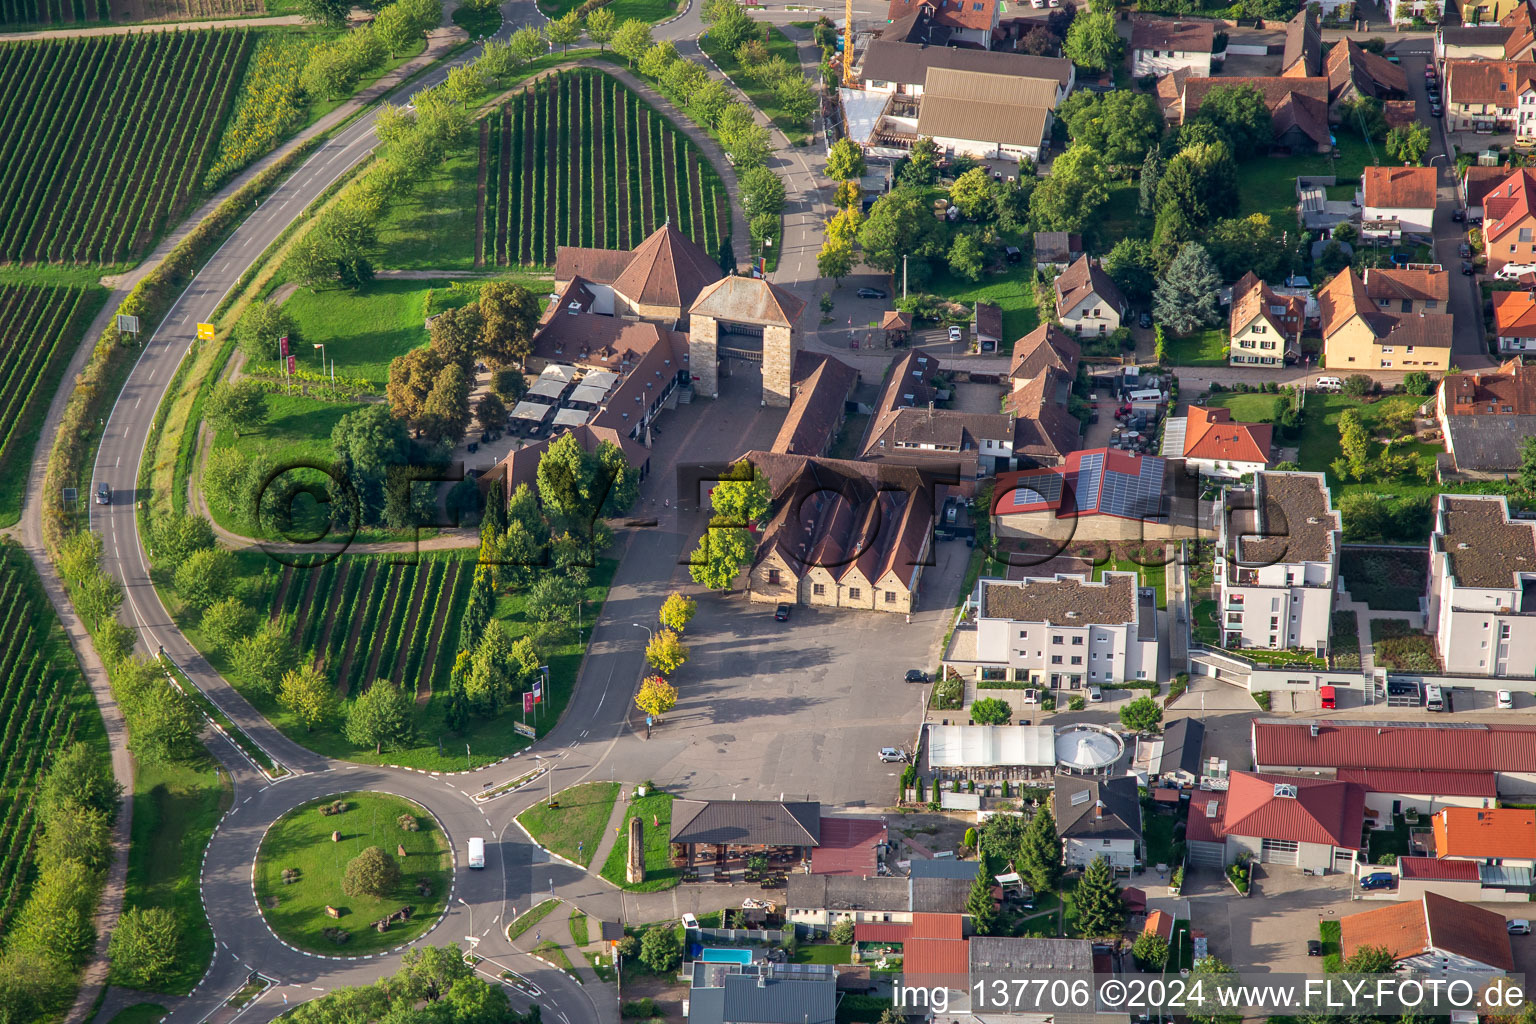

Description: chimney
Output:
[758,973,767,989]
[1095,799,1104,819]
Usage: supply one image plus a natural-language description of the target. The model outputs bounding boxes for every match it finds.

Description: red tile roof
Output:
[853,923,911,942]
[885,0,997,33]
[1342,894,1514,973]
[1465,164,1511,209]
[1218,771,1364,849]
[1144,910,1175,941]
[1186,790,1228,844]
[1341,901,1430,964]
[903,937,971,982]
[1334,769,1497,798]
[1485,167,1536,245]
[1398,856,1479,881]
[1433,807,1536,860]
[1441,359,1536,416]
[1253,719,1536,773]
[1363,166,1437,210]
[1445,59,1536,112]
[912,913,966,940]
[811,816,889,877]
[1182,406,1273,464]
[1495,290,1536,338]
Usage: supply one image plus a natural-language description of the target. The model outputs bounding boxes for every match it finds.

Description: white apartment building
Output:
[972,572,1158,690]
[1214,472,1341,657]
[1428,494,1536,677]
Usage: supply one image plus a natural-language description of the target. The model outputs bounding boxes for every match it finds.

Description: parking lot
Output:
[1185,864,1354,975]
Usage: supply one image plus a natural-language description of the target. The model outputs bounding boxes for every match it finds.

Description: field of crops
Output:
[0,29,255,264]
[0,542,103,932]
[479,69,727,267]
[272,553,471,698]
[0,283,104,526]
[0,0,259,28]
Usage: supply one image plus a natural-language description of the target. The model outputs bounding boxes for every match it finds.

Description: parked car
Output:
[904,669,928,683]
[1005,245,1022,263]
[879,747,905,763]
[1462,260,1476,276]
[1088,686,1103,703]
[948,325,964,343]
[1021,688,1041,705]
[1360,872,1395,891]
[1138,311,1153,329]
[96,483,111,505]
[856,287,886,299]
[1453,208,1466,223]
[1307,940,1323,957]
[1430,102,1443,117]
[1320,685,1336,710]
[774,603,791,621]
[1499,689,1515,709]
[1459,241,1473,259]
[1509,919,1531,935]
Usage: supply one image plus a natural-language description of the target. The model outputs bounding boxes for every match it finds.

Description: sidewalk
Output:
[587,786,633,878]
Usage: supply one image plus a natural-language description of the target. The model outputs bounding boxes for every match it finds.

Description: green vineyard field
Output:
[0,29,255,264]
[479,69,727,267]
[273,553,472,698]
[0,541,107,933]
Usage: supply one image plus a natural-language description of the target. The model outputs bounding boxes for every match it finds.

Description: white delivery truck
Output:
[468,837,486,869]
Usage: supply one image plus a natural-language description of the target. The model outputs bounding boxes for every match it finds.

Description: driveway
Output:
[1186,864,1354,974]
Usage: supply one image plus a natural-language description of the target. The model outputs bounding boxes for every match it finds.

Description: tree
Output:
[1341,944,1396,974]
[39,743,120,821]
[639,39,679,79]
[829,919,856,944]
[659,593,697,633]
[689,78,731,128]
[1153,243,1222,335]
[1058,90,1163,167]
[1073,856,1124,937]
[640,926,681,973]
[1138,146,1165,217]
[1385,122,1431,165]
[128,680,201,766]
[740,165,786,219]
[109,907,181,989]
[1103,237,1157,304]
[478,279,541,367]
[826,138,866,182]
[295,0,350,25]
[817,237,853,284]
[151,511,216,573]
[688,527,755,590]
[664,60,709,105]
[645,628,688,675]
[171,547,235,612]
[1118,695,1163,733]
[718,104,771,168]
[1402,371,1432,396]
[201,596,257,653]
[1062,12,1122,72]
[343,845,402,898]
[949,167,996,221]
[858,187,944,272]
[585,6,616,49]
[293,206,376,290]
[1132,930,1169,969]
[1019,807,1062,892]
[970,696,1012,725]
[443,62,486,106]
[279,666,340,731]
[510,24,547,64]
[1336,96,1387,141]
[332,404,411,521]
[1520,435,1536,493]
[206,379,267,438]
[966,854,998,935]
[346,679,416,753]
[429,303,482,371]
[7,858,97,967]
[527,572,580,625]
[388,346,446,428]
[775,74,815,127]
[230,618,297,698]
[1206,213,1289,283]
[1156,141,1238,229]
[476,392,507,435]
[612,18,652,67]
[546,10,582,52]
[901,136,939,187]
[710,461,771,525]
[1029,145,1109,232]
[234,300,298,362]
[1195,84,1272,153]
[38,800,111,871]
[947,232,987,282]
[536,431,593,525]
[1339,408,1371,479]
[635,675,678,718]
[980,812,1030,862]
[706,0,756,51]
[420,362,473,447]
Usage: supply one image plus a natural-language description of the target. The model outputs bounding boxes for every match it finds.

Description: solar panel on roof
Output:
[1074,451,1104,513]
[1009,474,1063,509]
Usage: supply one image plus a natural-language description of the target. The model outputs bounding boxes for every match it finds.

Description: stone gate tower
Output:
[687,276,807,407]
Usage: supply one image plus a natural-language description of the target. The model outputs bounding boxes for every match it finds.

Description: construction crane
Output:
[842,0,856,86]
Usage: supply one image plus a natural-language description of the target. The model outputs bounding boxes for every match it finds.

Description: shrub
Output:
[830,919,855,944]
[342,846,400,899]
[1068,695,1085,711]
[397,813,420,832]
[622,999,662,1018]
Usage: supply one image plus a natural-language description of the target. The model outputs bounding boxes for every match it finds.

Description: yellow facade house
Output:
[1319,268,1453,372]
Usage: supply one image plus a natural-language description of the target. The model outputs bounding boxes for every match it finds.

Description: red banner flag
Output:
[287,355,297,375]
[523,691,534,713]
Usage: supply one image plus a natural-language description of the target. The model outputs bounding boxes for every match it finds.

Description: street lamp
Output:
[312,343,333,391]
[457,896,478,955]
[632,623,654,645]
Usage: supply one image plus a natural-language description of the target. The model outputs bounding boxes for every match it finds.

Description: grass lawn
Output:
[451,4,501,38]
[533,941,582,979]
[517,782,620,869]
[1319,919,1342,973]
[585,951,616,982]
[1191,598,1219,647]
[570,910,589,947]
[1331,609,1361,669]
[1142,807,1183,867]
[794,944,852,965]
[371,149,482,273]
[699,25,811,144]
[509,898,561,942]
[1367,814,1411,864]
[1296,392,1424,478]
[172,549,618,772]
[254,792,450,955]
[925,267,1040,352]
[1204,391,1287,424]
[1094,556,1167,608]
[1095,181,1151,250]
[1236,136,1376,227]
[1371,618,1440,672]
[276,278,447,386]
[1164,328,1228,367]
[120,755,232,994]
[1339,547,1428,612]
[599,791,678,892]
[537,0,675,18]
[107,1006,170,1024]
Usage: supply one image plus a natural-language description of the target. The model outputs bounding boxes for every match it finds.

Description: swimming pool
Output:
[697,947,753,966]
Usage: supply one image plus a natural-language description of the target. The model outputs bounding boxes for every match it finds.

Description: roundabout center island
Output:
[254,792,452,956]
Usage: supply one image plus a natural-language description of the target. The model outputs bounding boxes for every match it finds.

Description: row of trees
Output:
[634,593,696,721]
[687,461,771,590]
[282,944,541,1024]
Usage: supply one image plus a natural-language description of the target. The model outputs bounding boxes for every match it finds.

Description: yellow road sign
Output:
[196,322,215,341]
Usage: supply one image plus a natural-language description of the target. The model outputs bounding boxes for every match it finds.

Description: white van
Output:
[1425,685,1445,712]
[1509,919,1531,935]
[467,837,485,869]
[1126,388,1164,404]
[1314,376,1343,392]
[1497,263,1536,281]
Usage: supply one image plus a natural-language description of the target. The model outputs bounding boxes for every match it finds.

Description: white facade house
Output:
[1185,772,1363,874]
[1389,0,1447,25]
[1341,894,1514,981]
[1214,472,1341,657]
[971,573,1158,690]
[1054,774,1142,871]
[1130,19,1216,76]
[1054,256,1128,337]
[1428,494,1536,678]
[1362,166,1437,241]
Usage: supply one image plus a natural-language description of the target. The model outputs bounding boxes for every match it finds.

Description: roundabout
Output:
[252,792,453,957]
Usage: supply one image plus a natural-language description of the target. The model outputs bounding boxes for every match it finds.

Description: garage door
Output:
[1261,838,1299,865]
[1188,841,1224,867]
